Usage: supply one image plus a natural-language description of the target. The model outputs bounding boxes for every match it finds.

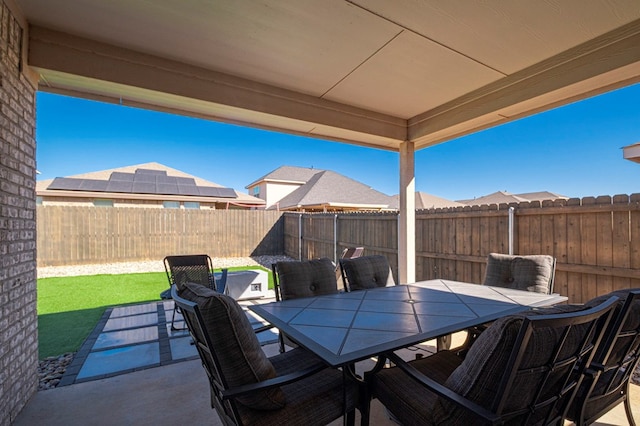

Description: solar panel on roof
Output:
[79,179,109,191]
[197,187,219,197]
[106,181,133,193]
[217,188,237,198]
[132,182,158,194]
[156,175,178,184]
[198,187,236,198]
[46,172,239,199]
[47,177,84,190]
[175,177,196,185]
[133,173,157,183]
[156,183,179,195]
[135,169,167,176]
[178,184,200,196]
[109,172,135,182]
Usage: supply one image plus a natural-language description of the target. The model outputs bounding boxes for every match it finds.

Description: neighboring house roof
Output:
[457,190,568,206]
[389,192,464,210]
[37,162,265,206]
[245,165,320,187]
[516,191,568,202]
[273,169,393,211]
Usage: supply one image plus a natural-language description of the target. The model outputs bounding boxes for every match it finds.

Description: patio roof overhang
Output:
[10,0,640,282]
[623,143,640,164]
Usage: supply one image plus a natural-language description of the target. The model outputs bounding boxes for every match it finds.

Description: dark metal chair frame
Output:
[366,296,618,426]
[338,254,395,292]
[163,254,226,331]
[569,290,640,426]
[271,259,340,353]
[444,253,558,352]
[171,286,356,426]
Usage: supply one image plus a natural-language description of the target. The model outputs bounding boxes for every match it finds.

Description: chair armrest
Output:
[220,362,327,399]
[385,352,502,425]
[253,324,275,334]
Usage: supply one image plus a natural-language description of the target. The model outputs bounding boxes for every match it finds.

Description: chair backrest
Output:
[569,289,640,424]
[432,297,618,425]
[340,255,395,291]
[482,252,556,294]
[272,258,338,301]
[336,247,364,290]
[172,283,286,425]
[164,254,216,292]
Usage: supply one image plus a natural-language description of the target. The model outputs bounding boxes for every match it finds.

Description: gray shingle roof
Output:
[457,190,568,206]
[246,165,320,187]
[389,192,463,209]
[274,170,393,210]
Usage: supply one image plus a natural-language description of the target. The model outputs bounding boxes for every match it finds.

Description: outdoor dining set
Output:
[163,252,640,426]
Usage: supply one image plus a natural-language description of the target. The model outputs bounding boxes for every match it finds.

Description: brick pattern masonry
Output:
[0,3,38,425]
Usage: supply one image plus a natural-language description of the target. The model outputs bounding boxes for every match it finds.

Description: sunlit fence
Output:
[37,206,284,266]
[284,194,640,303]
[38,195,640,303]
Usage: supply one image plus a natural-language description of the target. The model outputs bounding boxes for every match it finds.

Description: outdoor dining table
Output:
[249,279,568,368]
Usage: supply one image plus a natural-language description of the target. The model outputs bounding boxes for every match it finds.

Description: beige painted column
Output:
[399,141,416,284]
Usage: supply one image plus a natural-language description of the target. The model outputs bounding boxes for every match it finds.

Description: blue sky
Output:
[35,83,639,201]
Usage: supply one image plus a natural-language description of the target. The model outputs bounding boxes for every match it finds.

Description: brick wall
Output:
[0,2,38,425]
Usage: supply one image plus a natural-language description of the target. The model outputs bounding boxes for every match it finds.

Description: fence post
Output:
[334,214,338,264]
[508,206,515,255]
[298,213,303,260]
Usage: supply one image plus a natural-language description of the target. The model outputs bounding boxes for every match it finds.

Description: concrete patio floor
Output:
[15,340,640,426]
[15,298,640,425]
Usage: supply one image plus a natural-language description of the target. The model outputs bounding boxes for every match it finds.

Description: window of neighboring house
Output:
[184,201,200,209]
[36,196,43,205]
[253,187,260,196]
[163,201,180,209]
[94,199,114,207]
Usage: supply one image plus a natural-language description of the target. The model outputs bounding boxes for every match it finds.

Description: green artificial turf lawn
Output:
[37,266,272,359]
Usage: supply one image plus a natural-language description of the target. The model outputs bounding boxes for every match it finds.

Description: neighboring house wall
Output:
[0,4,38,424]
[264,182,302,209]
[38,196,220,209]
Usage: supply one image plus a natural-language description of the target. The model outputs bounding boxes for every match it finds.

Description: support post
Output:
[399,141,416,284]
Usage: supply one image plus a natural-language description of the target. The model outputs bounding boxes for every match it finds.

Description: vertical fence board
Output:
[551,199,568,296]
[612,195,631,290]
[596,196,614,296]
[581,197,598,302]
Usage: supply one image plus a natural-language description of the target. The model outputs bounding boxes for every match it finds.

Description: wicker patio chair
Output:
[163,254,227,331]
[567,289,640,426]
[366,296,618,426]
[483,252,556,294]
[339,255,395,292]
[441,252,557,352]
[172,283,357,426]
[272,258,339,352]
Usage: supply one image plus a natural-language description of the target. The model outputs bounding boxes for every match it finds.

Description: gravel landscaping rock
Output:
[38,353,74,391]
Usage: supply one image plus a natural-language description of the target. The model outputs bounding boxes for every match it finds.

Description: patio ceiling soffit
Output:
[26,20,640,152]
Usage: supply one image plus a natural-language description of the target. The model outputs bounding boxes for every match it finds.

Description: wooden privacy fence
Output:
[37,206,284,267]
[284,212,398,272]
[284,194,640,303]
